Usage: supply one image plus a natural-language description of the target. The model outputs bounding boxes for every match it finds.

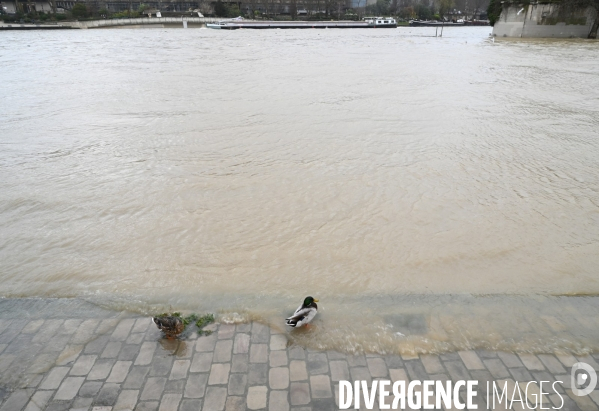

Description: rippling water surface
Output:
[1,27,599,354]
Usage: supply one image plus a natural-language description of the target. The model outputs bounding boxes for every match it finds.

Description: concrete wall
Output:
[493,3,597,38]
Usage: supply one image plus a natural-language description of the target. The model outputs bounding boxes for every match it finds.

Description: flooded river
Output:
[1,27,598,354]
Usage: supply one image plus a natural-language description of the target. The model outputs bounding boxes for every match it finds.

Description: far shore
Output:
[1,17,412,30]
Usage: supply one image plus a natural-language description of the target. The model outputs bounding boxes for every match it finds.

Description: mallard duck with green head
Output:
[286,296,319,328]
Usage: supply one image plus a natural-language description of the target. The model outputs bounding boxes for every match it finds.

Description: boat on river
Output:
[363,17,398,28]
[207,17,397,29]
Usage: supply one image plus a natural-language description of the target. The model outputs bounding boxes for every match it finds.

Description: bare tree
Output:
[306,0,320,16]
[471,0,485,18]
[290,0,297,18]
[437,0,453,17]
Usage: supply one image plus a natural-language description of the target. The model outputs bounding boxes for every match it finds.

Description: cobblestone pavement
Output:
[1,299,599,411]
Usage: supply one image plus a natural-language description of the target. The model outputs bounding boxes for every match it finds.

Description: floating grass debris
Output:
[183,313,199,326]
[195,313,215,336]
[153,312,215,337]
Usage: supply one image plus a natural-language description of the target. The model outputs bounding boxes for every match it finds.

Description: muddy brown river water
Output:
[1,27,598,354]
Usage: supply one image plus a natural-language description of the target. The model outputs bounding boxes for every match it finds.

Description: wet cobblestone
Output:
[0,299,598,411]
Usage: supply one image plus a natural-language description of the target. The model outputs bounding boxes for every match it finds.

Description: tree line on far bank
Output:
[1,3,184,22]
[210,0,488,20]
[1,0,490,22]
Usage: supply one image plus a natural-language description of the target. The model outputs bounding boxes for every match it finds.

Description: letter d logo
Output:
[572,362,597,396]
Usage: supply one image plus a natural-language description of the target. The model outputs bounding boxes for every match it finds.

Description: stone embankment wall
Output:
[492,3,597,38]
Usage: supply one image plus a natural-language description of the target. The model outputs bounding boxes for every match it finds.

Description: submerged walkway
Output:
[0,299,598,411]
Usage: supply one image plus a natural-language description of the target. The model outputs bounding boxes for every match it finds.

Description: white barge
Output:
[207,17,397,29]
